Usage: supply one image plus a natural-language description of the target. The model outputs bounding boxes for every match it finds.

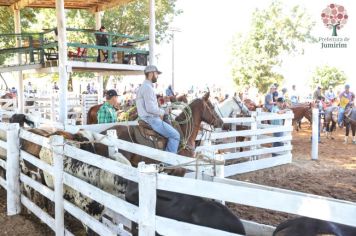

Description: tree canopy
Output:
[230,1,315,93]
[311,65,347,90]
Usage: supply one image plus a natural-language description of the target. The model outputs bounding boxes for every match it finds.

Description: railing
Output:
[0,124,356,236]
[0,28,149,66]
[196,109,294,177]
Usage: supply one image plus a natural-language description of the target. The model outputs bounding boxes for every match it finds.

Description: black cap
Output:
[277,97,285,103]
[106,89,118,97]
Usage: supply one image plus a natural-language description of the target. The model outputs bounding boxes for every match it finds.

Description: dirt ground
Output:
[0,122,355,234]
[228,123,356,226]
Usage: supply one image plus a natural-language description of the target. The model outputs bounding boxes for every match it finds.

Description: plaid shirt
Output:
[97,102,117,123]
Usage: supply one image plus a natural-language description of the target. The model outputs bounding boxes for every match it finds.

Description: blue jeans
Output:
[145,117,180,153]
[272,132,283,157]
[338,107,345,125]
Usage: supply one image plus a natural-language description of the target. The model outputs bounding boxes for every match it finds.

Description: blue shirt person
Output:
[136,65,180,153]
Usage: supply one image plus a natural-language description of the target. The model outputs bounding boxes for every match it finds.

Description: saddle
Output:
[133,120,182,151]
[133,120,167,150]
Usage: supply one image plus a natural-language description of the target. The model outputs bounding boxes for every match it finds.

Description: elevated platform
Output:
[0,60,144,75]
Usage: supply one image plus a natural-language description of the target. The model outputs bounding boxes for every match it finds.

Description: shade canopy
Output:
[0,0,133,12]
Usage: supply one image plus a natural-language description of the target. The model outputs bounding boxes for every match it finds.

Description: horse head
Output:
[9,114,35,128]
[201,92,224,128]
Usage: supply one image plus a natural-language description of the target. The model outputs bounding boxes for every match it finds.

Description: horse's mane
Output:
[175,98,201,122]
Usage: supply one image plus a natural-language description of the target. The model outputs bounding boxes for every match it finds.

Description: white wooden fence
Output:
[1,123,356,236]
[0,94,99,124]
[196,110,294,177]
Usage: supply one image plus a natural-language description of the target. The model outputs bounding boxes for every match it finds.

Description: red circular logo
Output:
[321,4,348,36]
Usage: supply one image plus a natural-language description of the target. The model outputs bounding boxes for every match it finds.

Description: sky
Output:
[154,0,356,94]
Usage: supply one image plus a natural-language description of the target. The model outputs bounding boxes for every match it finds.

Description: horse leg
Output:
[345,124,350,144]
[352,125,356,144]
[330,121,336,139]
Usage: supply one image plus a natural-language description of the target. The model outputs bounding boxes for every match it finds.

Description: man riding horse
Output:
[338,84,355,128]
[97,89,120,124]
[136,65,180,154]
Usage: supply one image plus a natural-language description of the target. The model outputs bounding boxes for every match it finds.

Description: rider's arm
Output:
[142,86,164,117]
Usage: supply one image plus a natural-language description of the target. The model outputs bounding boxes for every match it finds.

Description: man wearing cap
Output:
[325,86,336,103]
[313,86,323,101]
[338,84,355,127]
[264,85,276,112]
[97,89,119,123]
[136,65,180,153]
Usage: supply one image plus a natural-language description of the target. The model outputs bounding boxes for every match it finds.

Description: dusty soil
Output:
[228,123,356,226]
[0,122,355,234]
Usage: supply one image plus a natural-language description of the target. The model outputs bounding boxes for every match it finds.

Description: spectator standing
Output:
[271,97,286,156]
[264,85,276,112]
[96,26,108,62]
[165,85,175,97]
[290,85,299,105]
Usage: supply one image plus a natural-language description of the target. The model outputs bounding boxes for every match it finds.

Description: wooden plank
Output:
[157,173,356,228]
[0,158,6,169]
[19,129,51,148]
[240,219,275,236]
[21,194,55,230]
[0,177,6,190]
[256,113,294,121]
[20,151,54,175]
[91,132,206,172]
[64,200,116,236]
[63,173,139,223]
[20,173,54,201]
[64,145,138,182]
[222,145,292,160]
[196,135,292,152]
[155,216,242,236]
[197,126,292,140]
[224,154,292,177]
[222,117,254,124]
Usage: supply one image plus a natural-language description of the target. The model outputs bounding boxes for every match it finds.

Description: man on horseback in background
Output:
[325,86,336,104]
[338,84,355,127]
[97,89,119,123]
[136,65,180,153]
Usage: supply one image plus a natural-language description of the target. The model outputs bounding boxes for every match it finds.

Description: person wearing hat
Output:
[97,89,119,123]
[313,86,323,101]
[272,83,279,102]
[325,86,336,103]
[271,97,287,156]
[136,65,180,153]
[96,26,108,62]
[338,84,355,127]
[264,85,276,112]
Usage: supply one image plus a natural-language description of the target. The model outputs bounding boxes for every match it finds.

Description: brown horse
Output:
[290,103,312,131]
[97,92,223,176]
[243,98,263,111]
[157,94,188,105]
[344,106,356,144]
[324,106,338,139]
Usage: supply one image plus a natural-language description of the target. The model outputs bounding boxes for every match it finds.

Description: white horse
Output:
[214,96,250,119]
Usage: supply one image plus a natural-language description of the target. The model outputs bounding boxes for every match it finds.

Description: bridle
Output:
[232,96,249,116]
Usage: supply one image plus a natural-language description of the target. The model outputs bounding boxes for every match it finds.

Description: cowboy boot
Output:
[344,136,348,144]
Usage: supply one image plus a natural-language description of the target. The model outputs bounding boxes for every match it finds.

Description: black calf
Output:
[273,217,356,236]
[125,182,245,236]
[9,114,35,127]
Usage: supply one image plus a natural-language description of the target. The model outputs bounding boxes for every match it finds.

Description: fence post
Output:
[51,94,56,121]
[12,98,17,112]
[138,162,157,236]
[284,110,293,159]
[214,154,225,205]
[81,95,87,125]
[250,111,258,161]
[51,135,65,236]
[311,108,319,160]
[107,129,118,157]
[6,123,21,215]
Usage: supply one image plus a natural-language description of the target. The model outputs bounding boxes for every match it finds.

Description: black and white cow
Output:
[273,217,356,236]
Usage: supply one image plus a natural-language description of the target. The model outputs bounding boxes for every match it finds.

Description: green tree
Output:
[230,1,315,93]
[311,65,347,90]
